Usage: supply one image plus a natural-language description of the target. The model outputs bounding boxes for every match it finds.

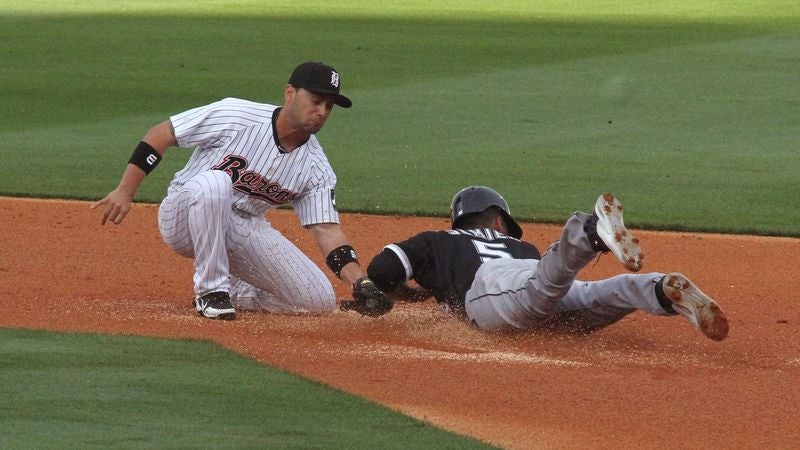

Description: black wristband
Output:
[326,245,359,278]
[128,141,162,174]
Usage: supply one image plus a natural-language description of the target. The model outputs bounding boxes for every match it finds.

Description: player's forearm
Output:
[116,120,176,197]
[309,223,366,285]
[115,164,147,198]
[337,262,365,286]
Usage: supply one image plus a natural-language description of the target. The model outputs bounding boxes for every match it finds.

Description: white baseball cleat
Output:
[593,193,643,272]
[662,272,729,341]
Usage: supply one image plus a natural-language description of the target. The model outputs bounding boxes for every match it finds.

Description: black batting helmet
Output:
[450,186,523,239]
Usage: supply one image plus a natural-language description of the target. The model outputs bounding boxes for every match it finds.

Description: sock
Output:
[654,276,677,314]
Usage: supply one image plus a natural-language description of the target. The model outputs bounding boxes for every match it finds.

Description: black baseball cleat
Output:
[193,291,236,320]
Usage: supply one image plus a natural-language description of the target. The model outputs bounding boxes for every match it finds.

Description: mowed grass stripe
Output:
[1,0,797,21]
[330,30,799,234]
[0,328,494,448]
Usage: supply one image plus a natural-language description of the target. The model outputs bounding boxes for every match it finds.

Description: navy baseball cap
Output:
[288,61,352,108]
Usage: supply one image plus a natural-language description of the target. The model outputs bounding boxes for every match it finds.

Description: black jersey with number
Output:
[367,228,541,317]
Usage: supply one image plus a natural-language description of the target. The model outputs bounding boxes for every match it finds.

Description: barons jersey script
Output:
[167,97,339,226]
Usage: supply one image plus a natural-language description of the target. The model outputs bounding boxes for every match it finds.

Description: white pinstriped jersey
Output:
[168,97,339,226]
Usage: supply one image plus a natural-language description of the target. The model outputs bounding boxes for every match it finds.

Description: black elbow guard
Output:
[367,251,406,292]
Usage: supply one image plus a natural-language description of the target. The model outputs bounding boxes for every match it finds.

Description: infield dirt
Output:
[2,197,799,448]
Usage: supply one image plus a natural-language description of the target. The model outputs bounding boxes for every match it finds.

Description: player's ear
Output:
[284,84,297,103]
[491,214,508,235]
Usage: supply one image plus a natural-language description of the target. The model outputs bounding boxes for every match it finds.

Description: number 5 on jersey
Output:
[472,240,512,262]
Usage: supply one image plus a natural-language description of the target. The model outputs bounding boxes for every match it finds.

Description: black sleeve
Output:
[523,241,541,260]
[367,248,407,293]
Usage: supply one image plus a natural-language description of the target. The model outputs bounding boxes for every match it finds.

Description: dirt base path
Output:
[2,197,799,448]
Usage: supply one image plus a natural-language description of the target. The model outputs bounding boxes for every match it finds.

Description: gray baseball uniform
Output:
[465,212,670,330]
[364,187,728,341]
[367,212,671,330]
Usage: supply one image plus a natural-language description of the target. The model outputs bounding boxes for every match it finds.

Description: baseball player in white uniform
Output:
[93,61,369,320]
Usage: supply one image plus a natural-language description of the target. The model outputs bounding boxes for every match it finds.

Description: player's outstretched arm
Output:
[92,120,176,225]
[308,223,394,317]
[365,247,431,302]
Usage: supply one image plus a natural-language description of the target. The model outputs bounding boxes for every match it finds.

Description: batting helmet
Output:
[450,186,523,239]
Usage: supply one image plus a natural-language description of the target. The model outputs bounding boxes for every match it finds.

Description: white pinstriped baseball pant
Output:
[465,212,673,331]
[157,170,336,314]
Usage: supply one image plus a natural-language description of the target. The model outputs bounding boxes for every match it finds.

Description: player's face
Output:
[492,215,509,235]
[285,87,336,135]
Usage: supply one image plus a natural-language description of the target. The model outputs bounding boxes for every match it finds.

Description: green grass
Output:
[1,1,798,235]
[0,328,493,448]
[0,0,797,21]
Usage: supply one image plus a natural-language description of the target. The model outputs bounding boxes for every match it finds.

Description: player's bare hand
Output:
[92,189,134,225]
